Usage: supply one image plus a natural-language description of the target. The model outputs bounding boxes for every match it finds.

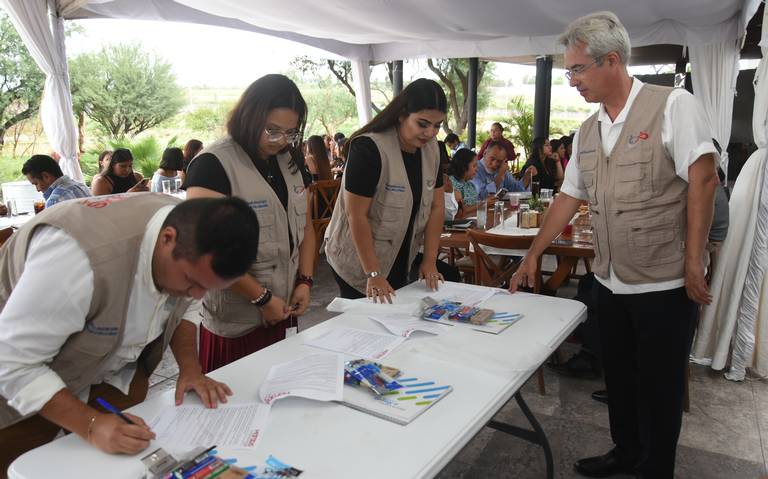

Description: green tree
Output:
[507,96,534,159]
[290,56,395,114]
[426,59,494,136]
[304,85,357,136]
[184,102,232,136]
[69,44,185,140]
[0,13,45,153]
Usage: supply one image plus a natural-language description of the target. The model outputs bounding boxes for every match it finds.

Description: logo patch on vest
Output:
[628,131,650,145]
[249,199,269,209]
[85,322,119,336]
[79,194,131,209]
[579,149,597,155]
[293,185,306,195]
[426,179,436,190]
[384,183,406,192]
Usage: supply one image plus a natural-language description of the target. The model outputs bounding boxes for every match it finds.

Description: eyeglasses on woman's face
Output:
[264,128,300,146]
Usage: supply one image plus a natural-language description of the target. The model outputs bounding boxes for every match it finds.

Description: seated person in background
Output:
[304,135,333,181]
[22,154,91,208]
[331,138,346,179]
[521,137,563,191]
[559,135,573,169]
[449,148,480,219]
[444,133,467,156]
[151,147,184,193]
[472,141,534,196]
[181,139,203,183]
[0,195,259,472]
[97,150,112,173]
[91,148,149,195]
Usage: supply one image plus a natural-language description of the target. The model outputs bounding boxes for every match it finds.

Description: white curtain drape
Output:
[0,0,83,182]
[351,55,373,126]
[692,8,768,379]
[689,40,740,173]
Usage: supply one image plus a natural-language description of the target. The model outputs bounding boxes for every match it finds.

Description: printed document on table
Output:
[369,314,443,337]
[304,327,405,360]
[150,403,270,451]
[259,353,344,405]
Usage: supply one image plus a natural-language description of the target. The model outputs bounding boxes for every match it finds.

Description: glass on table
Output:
[173,177,182,194]
[33,201,45,215]
[161,179,172,194]
[508,193,520,212]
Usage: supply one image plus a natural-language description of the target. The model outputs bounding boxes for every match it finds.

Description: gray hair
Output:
[558,11,631,65]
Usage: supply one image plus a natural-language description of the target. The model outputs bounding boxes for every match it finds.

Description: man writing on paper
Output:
[0,194,259,473]
[509,12,718,479]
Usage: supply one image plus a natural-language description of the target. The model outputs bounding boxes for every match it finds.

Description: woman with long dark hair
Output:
[304,135,333,181]
[90,148,149,195]
[325,78,447,302]
[521,137,564,191]
[185,74,315,372]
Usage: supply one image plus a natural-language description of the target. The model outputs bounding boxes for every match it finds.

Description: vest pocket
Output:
[255,210,277,242]
[615,143,653,202]
[578,152,598,201]
[628,219,683,266]
[293,201,308,229]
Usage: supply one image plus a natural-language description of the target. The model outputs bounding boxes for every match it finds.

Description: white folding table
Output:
[9,282,585,479]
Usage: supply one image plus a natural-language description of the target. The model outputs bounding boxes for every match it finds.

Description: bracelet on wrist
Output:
[294,274,314,288]
[87,415,98,443]
[365,270,381,278]
[250,288,272,307]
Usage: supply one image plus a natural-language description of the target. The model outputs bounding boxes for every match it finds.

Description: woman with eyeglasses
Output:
[325,78,448,303]
[185,74,315,373]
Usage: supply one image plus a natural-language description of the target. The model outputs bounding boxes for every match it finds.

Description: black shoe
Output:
[591,389,608,405]
[574,449,634,477]
[547,351,601,379]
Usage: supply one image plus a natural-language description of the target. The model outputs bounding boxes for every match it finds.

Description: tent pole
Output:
[392,60,403,96]
[533,55,553,140]
[467,57,479,149]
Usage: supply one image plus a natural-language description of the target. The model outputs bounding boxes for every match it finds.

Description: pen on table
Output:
[95,397,136,425]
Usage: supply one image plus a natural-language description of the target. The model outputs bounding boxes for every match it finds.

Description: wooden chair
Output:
[307,179,342,270]
[467,230,549,395]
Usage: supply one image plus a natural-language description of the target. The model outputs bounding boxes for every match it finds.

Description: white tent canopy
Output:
[0,0,763,169]
[64,0,759,62]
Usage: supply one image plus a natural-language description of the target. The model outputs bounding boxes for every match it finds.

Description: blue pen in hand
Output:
[95,397,136,425]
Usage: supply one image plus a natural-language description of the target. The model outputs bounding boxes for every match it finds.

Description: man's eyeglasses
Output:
[565,56,603,81]
[264,128,300,145]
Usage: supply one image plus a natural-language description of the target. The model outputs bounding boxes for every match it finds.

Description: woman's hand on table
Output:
[419,262,444,291]
[366,276,395,303]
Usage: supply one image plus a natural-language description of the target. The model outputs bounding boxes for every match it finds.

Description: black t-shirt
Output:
[343,136,443,285]
[185,152,311,208]
[185,151,311,251]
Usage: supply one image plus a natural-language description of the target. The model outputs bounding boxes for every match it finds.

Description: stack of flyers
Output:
[343,359,403,395]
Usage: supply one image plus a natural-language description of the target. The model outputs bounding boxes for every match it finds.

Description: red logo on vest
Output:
[638,131,649,140]
[79,194,132,208]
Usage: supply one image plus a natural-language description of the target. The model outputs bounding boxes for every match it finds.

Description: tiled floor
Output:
[148,255,768,478]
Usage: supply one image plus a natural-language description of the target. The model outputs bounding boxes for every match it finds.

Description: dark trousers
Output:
[595,282,698,479]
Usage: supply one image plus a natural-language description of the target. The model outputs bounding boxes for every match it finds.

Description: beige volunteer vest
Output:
[0,193,191,428]
[577,84,689,284]
[325,128,440,293]
[196,137,306,337]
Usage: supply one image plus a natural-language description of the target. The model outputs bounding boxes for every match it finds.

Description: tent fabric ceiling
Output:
[65,0,761,63]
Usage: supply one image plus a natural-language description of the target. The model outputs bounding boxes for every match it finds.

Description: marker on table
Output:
[95,397,136,425]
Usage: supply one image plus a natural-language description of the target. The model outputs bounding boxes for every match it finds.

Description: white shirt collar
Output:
[597,77,644,127]
[139,205,175,297]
